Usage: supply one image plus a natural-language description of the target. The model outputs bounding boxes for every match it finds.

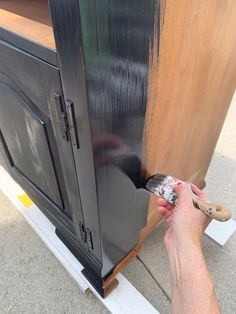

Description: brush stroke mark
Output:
[79,0,161,275]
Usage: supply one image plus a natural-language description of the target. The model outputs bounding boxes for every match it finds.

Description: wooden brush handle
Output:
[192,197,231,221]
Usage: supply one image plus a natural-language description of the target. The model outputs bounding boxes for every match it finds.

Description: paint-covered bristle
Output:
[144,173,180,204]
[145,174,167,193]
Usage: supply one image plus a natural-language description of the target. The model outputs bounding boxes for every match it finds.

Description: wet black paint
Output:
[79,0,160,275]
[0,0,162,291]
[48,0,161,282]
[80,0,154,150]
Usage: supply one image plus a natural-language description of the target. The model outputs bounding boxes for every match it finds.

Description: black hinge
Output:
[53,92,70,141]
[79,222,94,251]
[53,94,79,148]
[86,228,94,251]
[79,221,87,243]
[66,100,80,149]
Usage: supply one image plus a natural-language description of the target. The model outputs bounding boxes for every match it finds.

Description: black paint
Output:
[78,0,155,275]
[0,0,161,295]
[0,40,85,241]
[0,28,58,66]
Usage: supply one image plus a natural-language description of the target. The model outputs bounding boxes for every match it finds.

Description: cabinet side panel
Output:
[79,0,159,275]
[141,0,236,239]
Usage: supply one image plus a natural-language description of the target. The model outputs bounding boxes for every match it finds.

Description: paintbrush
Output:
[103,146,231,221]
[144,174,231,222]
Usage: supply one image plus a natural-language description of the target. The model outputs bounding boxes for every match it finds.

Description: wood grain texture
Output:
[0,0,55,48]
[102,243,141,297]
[141,0,236,240]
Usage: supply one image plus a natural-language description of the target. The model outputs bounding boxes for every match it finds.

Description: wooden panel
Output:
[141,0,236,240]
[0,0,55,48]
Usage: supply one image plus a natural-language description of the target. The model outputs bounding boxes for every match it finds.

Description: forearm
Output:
[166,241,221,314]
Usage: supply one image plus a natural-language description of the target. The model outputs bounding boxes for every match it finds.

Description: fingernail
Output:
[177,182,183,186]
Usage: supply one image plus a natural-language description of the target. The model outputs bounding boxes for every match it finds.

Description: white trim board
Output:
[0,166,159,314]
[205,219,236,246]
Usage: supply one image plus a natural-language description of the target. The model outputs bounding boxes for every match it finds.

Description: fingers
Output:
[189,182,206,200]
[157,205,172,222]
[174,183,193,206]
[189,182,201,194]
[157,198,173,210]
[157,198,173,224]
[174,183,192,197]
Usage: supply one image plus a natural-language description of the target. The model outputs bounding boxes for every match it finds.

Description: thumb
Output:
[174,183,193,207]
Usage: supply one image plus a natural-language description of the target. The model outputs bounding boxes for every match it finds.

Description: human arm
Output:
[157,183,221,314]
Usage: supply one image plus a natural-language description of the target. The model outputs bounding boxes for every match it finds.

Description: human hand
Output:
[157,182,211,250]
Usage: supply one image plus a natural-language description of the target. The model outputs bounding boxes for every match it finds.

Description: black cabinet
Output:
[0,0,150,297]
[0,40,85,239]
[1,0,235,300]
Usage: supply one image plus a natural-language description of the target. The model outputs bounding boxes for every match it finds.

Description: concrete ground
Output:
[0,92,235,313]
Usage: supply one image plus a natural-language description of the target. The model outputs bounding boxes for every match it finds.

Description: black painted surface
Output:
[0,0,160,288]
[49,0,102,262]
[0,28,58,66]
[0,40,85,241]
[50,0,158,277]
[0,79,63,207]
[79,0,155,276]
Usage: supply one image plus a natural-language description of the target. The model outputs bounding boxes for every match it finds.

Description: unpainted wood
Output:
[0,0,55,48]
[141,0,236,240]
[102,243,141,296]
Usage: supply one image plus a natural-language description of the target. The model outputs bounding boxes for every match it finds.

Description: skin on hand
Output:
[157,183,221,314]
[157,182,211,249]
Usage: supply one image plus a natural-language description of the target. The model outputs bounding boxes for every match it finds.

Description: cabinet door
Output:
[0,40,84,241]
